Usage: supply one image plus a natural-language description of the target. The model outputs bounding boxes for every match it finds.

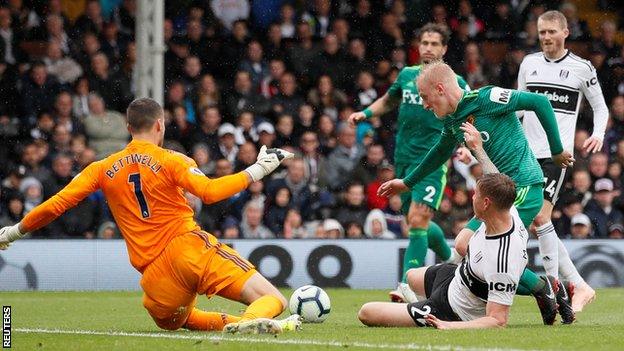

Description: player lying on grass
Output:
[377,61,576,325]
[0,98,301,335]
[359,173,527,329]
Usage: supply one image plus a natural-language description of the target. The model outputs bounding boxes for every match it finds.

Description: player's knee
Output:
[274,292,288,313]
[408,211,429,229]
[405,269,418,286]
[153,317,184,331]
[357,303,376,326]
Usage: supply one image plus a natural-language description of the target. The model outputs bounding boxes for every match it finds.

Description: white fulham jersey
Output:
[448,207,528,321]
[518,50,608,159]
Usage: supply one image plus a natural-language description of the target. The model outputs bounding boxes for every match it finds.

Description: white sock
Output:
[558,238,584,285]
[536,222,559,279]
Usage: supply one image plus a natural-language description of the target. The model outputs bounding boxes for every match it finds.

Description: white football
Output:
[289,285,331,323]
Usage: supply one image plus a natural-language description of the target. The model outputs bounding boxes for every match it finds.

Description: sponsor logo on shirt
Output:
[526,85,579,113]
[489,87,512,104]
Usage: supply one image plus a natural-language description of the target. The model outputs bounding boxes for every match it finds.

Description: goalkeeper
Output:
[0,98,301,335]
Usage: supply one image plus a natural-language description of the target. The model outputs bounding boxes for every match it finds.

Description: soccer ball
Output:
[289,285,331,323]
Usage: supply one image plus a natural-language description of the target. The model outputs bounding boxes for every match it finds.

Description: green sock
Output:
[402,228,428,283]
[517,268,545,295]
[427,221,451,261]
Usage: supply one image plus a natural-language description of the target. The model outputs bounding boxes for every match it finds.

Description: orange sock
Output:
[183,308,241,331]
[239,295,284,322]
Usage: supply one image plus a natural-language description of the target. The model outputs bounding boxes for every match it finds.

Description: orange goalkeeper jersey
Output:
[22,139,249,272]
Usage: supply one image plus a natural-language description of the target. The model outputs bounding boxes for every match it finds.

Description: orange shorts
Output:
[140,231,256,329]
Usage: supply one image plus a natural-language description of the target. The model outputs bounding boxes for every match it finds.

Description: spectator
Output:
[278,3,296,39]
[43,41,82,85]
[270,72,305,118]
[351,144,385,186]
[370,13,404,61]
[584,178,624,238]
[349,0,376,40]
[194,74,221,112]
[560,2,592,41]
[307,74,348,121]
[234,141,257,173]
[449,0,484,39]
[97,221,119,239]
[0,193,24,228]
[219,19,249,79]
[261,58,286,99]
[554,194,584,238]
[73,0,104,37]
[569,213,593,239]
[191,143,215,176]
[299,131,328,188]
[331,17,350,49]
[42,153,98,238]
[366,159,394,210]
[224,70,270,120]
[570,169,593,207]
[273,114,296,148]
[100,21,130,65]
[345,222,364,238]
[19,62,60,124]
[283,209,308,239]
[333,182,368,229]
[295,104,316,139]
[235,111,258,144]
[301,0,333,39]
[364,208,396,239]
[608,222,624,239]
[185,19,215,72]
[485,1,517,41]
[257,121,276,149]
[266,158,317,220]
[384,194,407,238]
[230,179,266,221]
[593,20,621,60]
[87,52,132,112]
[18,176,43,214]
[312,34,350,90]
[164,36,190,83]
[325,124,364,191]
[53,91,85,136]
[347,38,375,81]
[317,218,344,239]
[238,40,269,89]
[214,123,239,163]
[19,143,51,183]
[0,6,26,65]
[588,152,609,182]
[263,23,286,61]
[0,60,19,117]
[287,21,320,83]
[265,186,292,236]
[353,71,378,110]
[83,93,129,160]
[240,199,274,239]
[72,76,91,119]
[181,56,203,94]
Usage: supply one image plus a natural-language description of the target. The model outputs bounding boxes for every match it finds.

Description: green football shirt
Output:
[403,86,563,188]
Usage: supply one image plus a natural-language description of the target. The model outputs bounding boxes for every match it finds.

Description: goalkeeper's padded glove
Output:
[0,223,26,250]
[245,145,295,182]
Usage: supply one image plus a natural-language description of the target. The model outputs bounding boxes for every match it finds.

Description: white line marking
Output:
[15,328,542,351]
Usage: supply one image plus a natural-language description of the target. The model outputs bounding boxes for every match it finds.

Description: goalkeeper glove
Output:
[0,223,26,250]
[245,145,294,182]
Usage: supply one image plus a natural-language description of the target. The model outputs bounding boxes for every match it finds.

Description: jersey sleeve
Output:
[403,129,456,188]
[579,64,609,140]
[21,162,102,232]
[486,87,563,155]
[485,272,519,306]
[165,152,250,204]
[387,68,406,98]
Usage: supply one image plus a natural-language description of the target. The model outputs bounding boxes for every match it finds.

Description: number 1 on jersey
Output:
[128,173,150,218]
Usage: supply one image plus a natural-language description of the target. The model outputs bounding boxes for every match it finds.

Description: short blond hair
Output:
[417,60,457,88]
[538,10,568,29]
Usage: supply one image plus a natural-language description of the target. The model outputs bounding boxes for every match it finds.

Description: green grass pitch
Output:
[1,288,623,350]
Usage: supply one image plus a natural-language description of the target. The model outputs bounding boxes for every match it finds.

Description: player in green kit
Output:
[349,24,467,303]
[378,61,576,325]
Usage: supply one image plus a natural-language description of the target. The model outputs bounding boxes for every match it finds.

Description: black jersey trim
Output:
[497,235,510,273]
[526,82,580,92]
[543,50,570,63]
[486,220,515,240]
[553,108,577,115]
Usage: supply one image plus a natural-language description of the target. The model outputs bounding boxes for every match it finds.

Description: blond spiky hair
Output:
[417,60,457,88]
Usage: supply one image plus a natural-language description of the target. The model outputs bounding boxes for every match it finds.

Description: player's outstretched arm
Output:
[348,93,400,127]
[175,145,293,204]
[425,302,509,329]
[402,133,457,189]
[0,163,102,249]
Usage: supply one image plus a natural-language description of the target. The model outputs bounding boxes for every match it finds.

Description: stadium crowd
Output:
[0,0,623,240]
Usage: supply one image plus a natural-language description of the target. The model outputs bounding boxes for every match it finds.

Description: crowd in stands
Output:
[1,0,623,240]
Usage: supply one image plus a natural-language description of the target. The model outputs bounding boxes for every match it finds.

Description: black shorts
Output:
[406,263,461,326]
[538,158,571,204]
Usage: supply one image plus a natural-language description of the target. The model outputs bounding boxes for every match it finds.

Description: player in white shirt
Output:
[357,173,529,329]
[518,10,603,313]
